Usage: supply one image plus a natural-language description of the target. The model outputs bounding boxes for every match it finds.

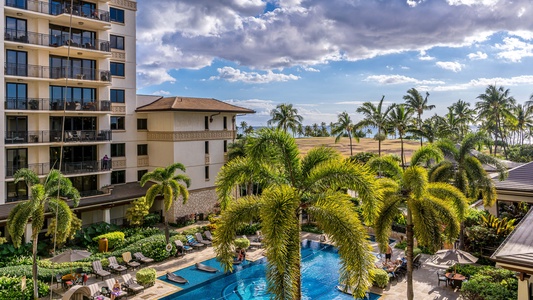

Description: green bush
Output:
[143,213,161,227]
[136,268,156,287]
[370,268,389,288]
[413,248,422,258]
[301,224,323,234]
[234,238,250,249]
[0,276,49,299]
[108,234,170,262]
[461,274,517,300]
[93,231,125,249]
[394,241,406,250]
[75,222,119,247]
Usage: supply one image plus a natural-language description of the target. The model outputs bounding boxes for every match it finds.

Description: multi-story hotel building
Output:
[0,0,254,241]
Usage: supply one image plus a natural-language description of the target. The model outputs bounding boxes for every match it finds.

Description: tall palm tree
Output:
[369,146,468,300]
[450,100,476,140]
[513,104,533,145]
[331,111,359,156]
[387,104,414,168]
[215,129,380,299]
[267,103,303,135]
[403,88,434,146]
[476,85,516,157]
[140,163,191,243]
[240,121,248,136]
[356,96,394,156]
[8,169,80,300]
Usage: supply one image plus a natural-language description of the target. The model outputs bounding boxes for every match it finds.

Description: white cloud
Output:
[446,0,499,6]
[151,90,171,96]
[436,61,464,72]
[432,75,533,91]
[209,66,300,83]
[302,66,320,72]
[495,37,533,62]
[418,50,435,61]
[467,51,488,60]
[364,74,445,85]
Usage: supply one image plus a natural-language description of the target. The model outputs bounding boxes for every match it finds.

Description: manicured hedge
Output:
[136,268,156,287]
[93,231,125,249]
[109,234,170,262]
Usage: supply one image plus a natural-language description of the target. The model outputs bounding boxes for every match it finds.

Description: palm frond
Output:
[410,144,443,166]
[48,198,73,244]
[427,182,468,219]
[428,161,454,183]
[215,157,258,209]
[13,168,39,186]
[367,156,403,180]
[372,189,403,252]
[403,166,428,199]
[475,152,508,181]
[434,139,459,159]
[7,201,34,248]
[300,146,340,178]
[409,198,444,251]
[424,195,461,245]
[144,185,162,207]
[163,184,173,211]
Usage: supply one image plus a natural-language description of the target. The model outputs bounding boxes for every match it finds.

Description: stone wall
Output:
[168,187,219,221]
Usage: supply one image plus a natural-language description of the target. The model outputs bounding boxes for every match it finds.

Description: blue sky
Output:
[135,0,533,126]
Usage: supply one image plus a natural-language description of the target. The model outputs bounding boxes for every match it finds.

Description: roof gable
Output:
[136,96,255,114]
[494,161,533,192]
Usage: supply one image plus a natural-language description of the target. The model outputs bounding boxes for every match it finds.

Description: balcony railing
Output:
[5,0,110,22]
[5,29,111,52]
[6,159,112,177]
[4,63,112,82]
[5,98,111,111]
[5,130,112,144]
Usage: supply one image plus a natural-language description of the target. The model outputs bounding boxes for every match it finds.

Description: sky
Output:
[135,0,533,126]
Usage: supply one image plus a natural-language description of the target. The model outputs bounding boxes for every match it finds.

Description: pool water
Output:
[159,240,381,300]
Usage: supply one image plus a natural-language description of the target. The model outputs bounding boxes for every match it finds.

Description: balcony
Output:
[4,63,112,84]
[5,0,111,30]
[5,130,112,144]
[6,159,112,177]
[5,98,111,112]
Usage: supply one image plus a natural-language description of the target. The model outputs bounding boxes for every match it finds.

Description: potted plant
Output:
[29,99,39,110]
[234,237,250,250]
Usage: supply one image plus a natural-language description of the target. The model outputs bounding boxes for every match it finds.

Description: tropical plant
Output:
[140,163,191,244]
[356,95,394,156]
[215,128,380,299]
[369,145,468,300]
[233,237,251,249]
[267,103,303,135]
[331,111,358,156]
[480,214,516,235]
[7,168,80,300]
[136,267,157,287]
[450,99,476,140]
[227,138,248,161]
[403,88,434,146]
[126,197,151,226]
[387,104,414,168]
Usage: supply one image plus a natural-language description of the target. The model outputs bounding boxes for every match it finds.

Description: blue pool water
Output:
[159,240,381,300]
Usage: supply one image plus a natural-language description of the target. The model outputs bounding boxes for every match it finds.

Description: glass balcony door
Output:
[6,50,27,76]
[6,82,28,109]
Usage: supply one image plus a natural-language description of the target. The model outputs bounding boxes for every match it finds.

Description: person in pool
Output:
[110,279,121,300]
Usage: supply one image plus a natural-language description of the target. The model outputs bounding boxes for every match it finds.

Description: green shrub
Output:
[394,241,406,250]
[461,274,517,300]
[93,231,125,249]
[236,223,261,236]
[370,268,389,288]
[413,248,422,258]
[234,238,250,249]
[301,224,323,234]
[136,268,156,287]
[0,276,49,299]
[180,227,204,236]
[75,222,120,247]
[108,234,170,262]
[143,213,161,227]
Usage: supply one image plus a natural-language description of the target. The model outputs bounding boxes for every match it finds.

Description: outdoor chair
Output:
[122,252,141,270]
[92,260,111,280]
[133,252,154,264]
[412,254,422,269]
[87,283,110,300]
[107,256,127,274]
[121,273,145,294]
[104,278,128,299]
[175,239,193,256]
[195,232,212,246]
[204,230,213,241]
[186,235,205,249]
[388,265,402,282]
[437,271,448,287]
[243,235,262,248]
[55,273,63,288]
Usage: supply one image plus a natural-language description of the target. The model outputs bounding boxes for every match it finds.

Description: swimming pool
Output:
[159,240,381,300]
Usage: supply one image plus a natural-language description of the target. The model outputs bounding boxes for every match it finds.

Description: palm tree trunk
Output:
[349,133,353,156]
[458,222,466,250]
[400,134,405,169]
[32,235,39,300]
[406,209,414,300]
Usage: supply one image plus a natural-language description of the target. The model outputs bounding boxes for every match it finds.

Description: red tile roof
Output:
[136,96,255,113]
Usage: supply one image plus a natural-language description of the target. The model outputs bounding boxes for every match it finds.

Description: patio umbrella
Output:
[432,249,478,272]
[50,249,92,278]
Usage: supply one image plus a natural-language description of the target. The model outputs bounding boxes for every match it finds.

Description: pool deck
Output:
[52,231,462,300]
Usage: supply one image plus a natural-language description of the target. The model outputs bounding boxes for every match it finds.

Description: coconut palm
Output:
[331,111,359,156]
[369,146,468,300]
[403,88,434,146]
[450,100,476,140]
[356,96,394,156]
[513,104,533,145]
[8,168,80,300]
[240,121,248,136]
[215,128,380,299]
[140,163,191,243]
[387,104,414,168]
[267,103,303,135]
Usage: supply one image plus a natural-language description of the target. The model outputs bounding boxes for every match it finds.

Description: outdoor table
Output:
[445,273,465,288]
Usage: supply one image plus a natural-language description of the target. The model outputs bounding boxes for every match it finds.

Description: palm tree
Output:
[403,88,434,146]
[8,169,80,300]
[513,104,533,145]
[215,128,380,299]
[369,146,468,300]
[476,85,516,157]
[267,103,303,135]
[356,96,394,156]
[140,163,191,244]
[450,100,476,140]
[331,111,359,156]
[240,121,248,136]
[429,132,508,249]
[387,104,414,168]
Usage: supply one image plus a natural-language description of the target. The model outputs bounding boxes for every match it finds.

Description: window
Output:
[7,148,27,177]
[6,82,27,109]
[111,116,125,130]
[205,166,209,180]
[224,140,228,153]
[110,62,125,76]
[204,116,209,130]
[223,116,227,130]
[6,50,27,76]
[7,181,28,202]
[137,170,148,181]
[50,55,96,80]
[205,141,209,154]
[110,89,125,103]
[49,24,96,48]
[109,7,124,23]
[137,144,148,156]
[111,170,126,184]
[137,118,147,130]
[5,17,27,42]
[110,35,124,50]
[111,143,125,157]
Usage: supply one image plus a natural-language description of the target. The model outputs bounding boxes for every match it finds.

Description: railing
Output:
[5,130,112,144]
[6,159,112,177]
[5,29,111,52]
[5,0,110,22]
[4,63,112,82]
[5,98,111,111]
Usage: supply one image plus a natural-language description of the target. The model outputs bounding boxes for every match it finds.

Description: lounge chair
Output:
[195,232,212,246]
[243,235,262,248]
[107,256,127,274]
[166,272,188,284]
[388,265,402,282]
[204,230,213,241]
[133,252,154,264]
[104,278,128,299]
[413,254,422,269]
[87,283,110,300]
[122,273,145,294]
[92,260,111,280]
[195,262,218,273]
[122,252,141,270]
[186,235,205,249]
[174,239,193,256]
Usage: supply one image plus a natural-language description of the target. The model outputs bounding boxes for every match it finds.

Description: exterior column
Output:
[24,223,32,244]
[103,208,111,224]
[486,203,498,216]
[517,277,530,300]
